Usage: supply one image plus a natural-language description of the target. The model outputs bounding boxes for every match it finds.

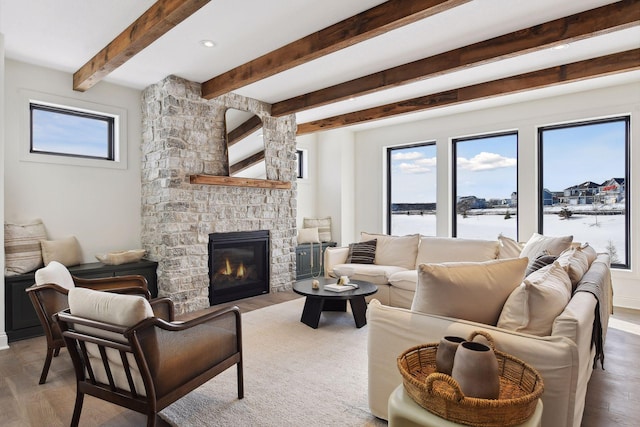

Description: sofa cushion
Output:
[361,232,419,270]
[331,263,406,286]
[415,236,499,267]
[497,234,523,259]
[556,246,592,289]
[525,252,557,277]
[520,233,573,260]
[411,257,528,326]
[346,239,377,264]
[498,261,572,336]
[388,270,418,292]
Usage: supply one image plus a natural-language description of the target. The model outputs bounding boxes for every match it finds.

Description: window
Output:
[453,132,518,240]
[296,149,305,179]
[387,142,437,236]
[30,103,114,160]
[539,117,629,269]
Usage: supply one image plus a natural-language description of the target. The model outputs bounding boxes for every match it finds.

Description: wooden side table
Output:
[388,385,543,427]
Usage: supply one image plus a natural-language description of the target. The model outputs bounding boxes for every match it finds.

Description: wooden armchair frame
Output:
[55,303,243,427]
[25,274,151,384]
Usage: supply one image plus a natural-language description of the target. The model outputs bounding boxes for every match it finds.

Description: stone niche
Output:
[141,75,298,314]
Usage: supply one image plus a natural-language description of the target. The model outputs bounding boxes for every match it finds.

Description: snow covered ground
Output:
[392,210,626,263]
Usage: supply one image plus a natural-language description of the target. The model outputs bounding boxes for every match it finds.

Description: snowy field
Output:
[392,210,626,263]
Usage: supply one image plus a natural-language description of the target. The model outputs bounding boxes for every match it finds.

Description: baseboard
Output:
[0,332,9,351]
[613,296,640,311]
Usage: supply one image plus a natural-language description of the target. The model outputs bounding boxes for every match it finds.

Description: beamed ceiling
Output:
[1,0,639,134]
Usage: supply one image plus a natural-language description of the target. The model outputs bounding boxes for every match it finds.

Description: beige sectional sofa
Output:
[326,233,612,427]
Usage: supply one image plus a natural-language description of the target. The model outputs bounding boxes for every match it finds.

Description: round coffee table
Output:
[293,277,378,329]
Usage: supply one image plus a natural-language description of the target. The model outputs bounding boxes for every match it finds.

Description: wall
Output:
[141,76,298,314]
[0,33,8,350]
[349,82,640,309]
[3,60,143,261]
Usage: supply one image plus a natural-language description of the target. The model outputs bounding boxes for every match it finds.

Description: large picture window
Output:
[387,142,437,236]
[453,132,518,240]
[539,117,629,269]
[30,103,115,160]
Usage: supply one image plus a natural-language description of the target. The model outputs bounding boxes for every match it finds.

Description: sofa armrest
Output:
[324,246,349,278]
[367,300,580,427]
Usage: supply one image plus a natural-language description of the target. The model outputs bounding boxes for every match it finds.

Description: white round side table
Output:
[388,385,543,427]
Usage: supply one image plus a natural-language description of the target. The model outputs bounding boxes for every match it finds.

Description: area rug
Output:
[159,297,387,427]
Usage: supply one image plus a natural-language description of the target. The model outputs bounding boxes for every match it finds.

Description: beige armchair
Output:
[25,261,153,384]
[55,287,243,427]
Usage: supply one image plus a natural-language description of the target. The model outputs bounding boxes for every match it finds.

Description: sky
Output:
[390,119,626,204]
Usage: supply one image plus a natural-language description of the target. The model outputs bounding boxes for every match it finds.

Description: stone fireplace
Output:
[140,75,297,314]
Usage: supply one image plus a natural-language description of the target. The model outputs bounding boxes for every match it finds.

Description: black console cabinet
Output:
[295,242,336,280]
[4,259,158,342]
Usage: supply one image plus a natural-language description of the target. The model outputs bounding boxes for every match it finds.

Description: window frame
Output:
[29,102,115,161]
[386,141,437,235]
[20,89,127,170]
[451,131,519,239]
[537,116,630,269]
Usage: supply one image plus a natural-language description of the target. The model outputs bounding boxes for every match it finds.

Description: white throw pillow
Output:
[411,257,528,326]
[520,233,573,259]
[556,246,591,288]
[297,227,320,244]
[361,232,419,270]
[497,234,523,259]
[415,236,499,267]
[303,217,332,242]
[41,236,82,267]
[498,261,572,336]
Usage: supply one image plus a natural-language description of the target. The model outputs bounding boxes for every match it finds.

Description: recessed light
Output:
[553,44,569,50]
[199,40,217,48]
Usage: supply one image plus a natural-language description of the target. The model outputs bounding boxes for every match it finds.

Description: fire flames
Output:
[219,258,247,280]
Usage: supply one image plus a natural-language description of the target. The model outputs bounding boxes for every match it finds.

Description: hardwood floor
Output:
[1,291,638,426]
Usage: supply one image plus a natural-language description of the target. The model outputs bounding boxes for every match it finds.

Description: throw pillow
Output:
[361,232,419,270]
[497,234,523,259]
[416,236,499,267]
[303,217,332,242]
[95,249,146,266]
[556,246,591,288]
[497,261,572,336]
[525,252,557,277]
[41,236,82,267]
[4,218,47,275]
[580,243,598,265]
[346,239,377,264]
[297,227,320,244]
[411,257,528,326]
[520,233,573,259]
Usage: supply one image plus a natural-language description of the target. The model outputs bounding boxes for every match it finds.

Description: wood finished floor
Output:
[1,292,638,426]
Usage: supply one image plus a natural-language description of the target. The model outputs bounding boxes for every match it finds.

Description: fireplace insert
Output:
[208,230,270,305]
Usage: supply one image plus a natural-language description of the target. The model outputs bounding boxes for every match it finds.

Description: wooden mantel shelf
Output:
[190,174,292,189]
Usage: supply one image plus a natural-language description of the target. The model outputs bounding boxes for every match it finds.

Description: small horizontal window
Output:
[30,103,115,160]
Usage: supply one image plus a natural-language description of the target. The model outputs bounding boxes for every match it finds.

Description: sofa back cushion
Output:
[556,245,595,289]
[361,232,419,270]
[415,236,499,268]
[520,233,573,259]
[497,261,572,336]
[411,257,528,326]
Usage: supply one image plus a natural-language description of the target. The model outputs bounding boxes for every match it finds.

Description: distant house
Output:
[542,188,554,206]
[457,195,486,209]
[562,181,600,205]
[597,178,625,204]
[510,192,517,207]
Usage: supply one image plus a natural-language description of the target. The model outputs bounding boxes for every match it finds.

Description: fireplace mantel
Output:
[190,174,292,189]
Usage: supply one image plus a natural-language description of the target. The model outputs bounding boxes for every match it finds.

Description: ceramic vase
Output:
[451,341,500,399]
[435,336,466,376]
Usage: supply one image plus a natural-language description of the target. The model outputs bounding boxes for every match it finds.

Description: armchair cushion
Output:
[68,287,154,327]
[35,260,75,290]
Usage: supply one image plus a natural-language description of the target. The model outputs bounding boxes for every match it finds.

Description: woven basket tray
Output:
[397,331,544,427]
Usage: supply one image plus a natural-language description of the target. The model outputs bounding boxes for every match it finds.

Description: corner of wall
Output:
[0,32,9,350]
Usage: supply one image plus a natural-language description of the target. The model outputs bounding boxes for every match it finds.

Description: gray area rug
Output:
[159,297,387,427]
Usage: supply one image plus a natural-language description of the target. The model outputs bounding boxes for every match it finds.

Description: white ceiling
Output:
[1,0,638,132]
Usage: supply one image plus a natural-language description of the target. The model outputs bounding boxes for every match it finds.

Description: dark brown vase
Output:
[435,336,466,376]
[451,341,500,399]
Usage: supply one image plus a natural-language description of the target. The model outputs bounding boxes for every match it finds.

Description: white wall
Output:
[349,82,640,309]
[4,60,143,262]
[1,33,9,350]
[295,133,318,228]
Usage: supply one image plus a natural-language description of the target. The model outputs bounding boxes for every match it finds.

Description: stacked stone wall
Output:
[141,75,297,314]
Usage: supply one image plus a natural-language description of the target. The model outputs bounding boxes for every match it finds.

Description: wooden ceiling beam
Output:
[73,0,210,92]
[274,0,639,116]
[296,49,640,135]
[200,0,470,99]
